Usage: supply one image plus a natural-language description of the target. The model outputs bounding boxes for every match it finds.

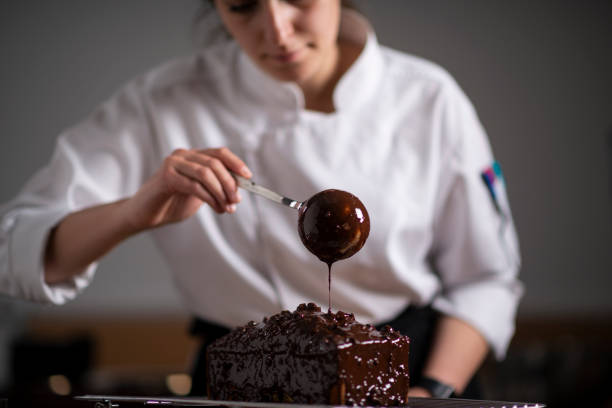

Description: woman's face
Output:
[214,0,342,88]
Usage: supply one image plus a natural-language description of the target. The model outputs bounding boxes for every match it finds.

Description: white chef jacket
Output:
[0,11,522,359]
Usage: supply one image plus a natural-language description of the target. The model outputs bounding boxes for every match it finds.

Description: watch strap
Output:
[416,376,455,398]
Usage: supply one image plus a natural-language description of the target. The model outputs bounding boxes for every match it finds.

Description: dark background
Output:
[1,1,611,406]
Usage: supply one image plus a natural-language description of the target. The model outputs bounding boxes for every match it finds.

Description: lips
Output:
[267,47,305,63]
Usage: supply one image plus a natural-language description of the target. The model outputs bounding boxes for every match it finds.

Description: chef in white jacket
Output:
[0,0,522,399]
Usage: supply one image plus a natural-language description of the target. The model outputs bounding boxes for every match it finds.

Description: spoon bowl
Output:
[298,189,370,265]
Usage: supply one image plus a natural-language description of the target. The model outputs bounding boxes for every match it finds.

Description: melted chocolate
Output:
[207,303,410,406]
[297,189,370,312]
[298,189,370,266]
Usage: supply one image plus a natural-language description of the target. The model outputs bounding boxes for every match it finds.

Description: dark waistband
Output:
[189,317,231,339]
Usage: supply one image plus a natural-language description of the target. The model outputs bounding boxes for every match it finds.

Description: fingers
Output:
[165,164,224,213]
[184,152,241,205]
[206,147,252,179]
[172,160,227,212]
[166,147,251,213]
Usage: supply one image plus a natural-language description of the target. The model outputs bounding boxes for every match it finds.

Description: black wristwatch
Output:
[416,376,455,398]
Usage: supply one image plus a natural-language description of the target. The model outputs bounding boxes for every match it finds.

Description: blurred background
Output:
[1,0,611,407]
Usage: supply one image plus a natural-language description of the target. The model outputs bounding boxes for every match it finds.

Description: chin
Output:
[267,63,317,85]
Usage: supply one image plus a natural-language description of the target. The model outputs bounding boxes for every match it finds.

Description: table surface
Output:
[75,395,545,408]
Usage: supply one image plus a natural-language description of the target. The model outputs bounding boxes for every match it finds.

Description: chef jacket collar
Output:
[236,9,383,121]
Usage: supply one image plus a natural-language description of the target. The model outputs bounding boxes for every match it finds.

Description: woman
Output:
[0,0,522,399]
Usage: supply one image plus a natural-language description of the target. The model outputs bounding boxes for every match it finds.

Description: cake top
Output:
[209,303,405,355]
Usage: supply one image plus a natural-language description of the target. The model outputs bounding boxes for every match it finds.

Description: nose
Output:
[262,0,294,47]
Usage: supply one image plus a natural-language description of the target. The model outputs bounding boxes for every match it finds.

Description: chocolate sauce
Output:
[297,189,370,311]
[328,264,331,312]
[206,303,410,405]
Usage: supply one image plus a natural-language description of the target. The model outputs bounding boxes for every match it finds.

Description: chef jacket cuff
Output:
[11,208,97,305]
[432,278,524,360]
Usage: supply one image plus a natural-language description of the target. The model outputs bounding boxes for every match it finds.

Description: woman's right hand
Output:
[124,147,252,232]
[44,147,251,284]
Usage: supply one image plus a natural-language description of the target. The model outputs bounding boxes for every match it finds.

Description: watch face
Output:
[435,384,455,399]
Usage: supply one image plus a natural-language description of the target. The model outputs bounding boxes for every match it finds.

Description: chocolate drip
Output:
[297,189,370,312]
[328,264,331,313]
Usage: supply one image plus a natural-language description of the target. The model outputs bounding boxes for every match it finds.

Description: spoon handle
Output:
[233,173,303,210]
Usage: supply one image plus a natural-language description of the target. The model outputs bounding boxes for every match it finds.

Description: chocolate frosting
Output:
[207,303,410,406]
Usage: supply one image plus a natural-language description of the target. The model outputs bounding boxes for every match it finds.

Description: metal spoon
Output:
[233,173,304,211]
[233,172,370,262]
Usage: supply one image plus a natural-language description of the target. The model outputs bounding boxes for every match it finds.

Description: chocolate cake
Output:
[206,303,410,406]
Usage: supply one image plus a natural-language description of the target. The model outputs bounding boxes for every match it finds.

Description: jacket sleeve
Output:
[0,79,156,304]
[429,80,524,360]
